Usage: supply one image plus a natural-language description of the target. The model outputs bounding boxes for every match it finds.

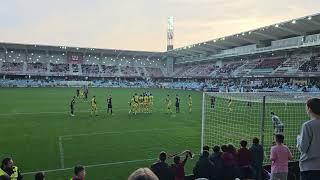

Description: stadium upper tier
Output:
[1,13,320,78]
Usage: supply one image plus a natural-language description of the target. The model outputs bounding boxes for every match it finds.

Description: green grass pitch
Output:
[0,88,309,179]
[0,88,202,180]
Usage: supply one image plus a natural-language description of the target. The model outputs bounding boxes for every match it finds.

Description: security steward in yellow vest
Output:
[0,158,23,180]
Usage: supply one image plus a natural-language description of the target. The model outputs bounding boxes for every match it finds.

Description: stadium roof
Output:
[168,12,320,58]
[0,42,164,59]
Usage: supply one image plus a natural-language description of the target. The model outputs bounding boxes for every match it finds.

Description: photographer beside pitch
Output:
[297,98,320,180]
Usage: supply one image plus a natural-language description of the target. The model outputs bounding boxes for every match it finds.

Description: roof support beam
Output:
[308,19,320,26]
[219,40,240,47]
[252,32,278,40]
[193,46,217,53]
[277,26,304,36]
[235,36,260,44]
[204,43,227,50]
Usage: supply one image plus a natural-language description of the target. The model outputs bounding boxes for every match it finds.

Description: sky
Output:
[0,0,319,52]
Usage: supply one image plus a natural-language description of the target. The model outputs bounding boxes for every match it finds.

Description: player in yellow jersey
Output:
[134,93,139,113]
[188,95,192,113]
[165,95,172,114]
[144,94,149,113]
[149,94,154,113]
[228,98,233,112]
[128,96,136,115]
[91,96,97,116]
[138,95,144,113]
[79,89,84,99]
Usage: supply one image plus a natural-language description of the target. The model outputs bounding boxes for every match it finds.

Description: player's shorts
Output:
[276,124,284,133]
[108,104,112,108]
[91,105,97,110]
[175,103,180,107]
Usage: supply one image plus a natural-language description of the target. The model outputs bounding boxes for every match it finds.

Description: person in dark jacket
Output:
[150,152,174,180]
[0,157,23,180]
[209,145,223,180]
[193,150,214,179]
[249,137,264,180]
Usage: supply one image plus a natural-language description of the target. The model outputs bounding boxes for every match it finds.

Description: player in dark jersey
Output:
[84,86,88,101]
[76,89,79,97]
[175,94,180,113]
[70,96,75,116]
[210,96,216,109]
[107,95,112,115]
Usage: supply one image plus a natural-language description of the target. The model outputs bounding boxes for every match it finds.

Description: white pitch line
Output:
[58,136,65,169]
[23,158,157,175]
[59,127,191,138]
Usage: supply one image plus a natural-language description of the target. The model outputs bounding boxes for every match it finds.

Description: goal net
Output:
[201,92,320,163]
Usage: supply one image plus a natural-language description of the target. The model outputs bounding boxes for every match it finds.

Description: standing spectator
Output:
[249,137,264,180]
[297,98,320,180]
[193,150,214,179]
[238,140,252,179]
[35,172,45,180]
[170,150,190,180]
[128,168,159,180]
[0,157,23,180]
[222,144,238,180]
[270,134,293,180]
[150,152,174,180]
[0,175,10,180]
[71,165,86,180]
[209,145,223,180]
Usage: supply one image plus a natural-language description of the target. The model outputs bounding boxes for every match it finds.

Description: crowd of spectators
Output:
[1,62,23,72]
[81,64,100,75]
[50,63,69,73]
[299,55,320,73]
[145,67,164,77]
[26,63,47,73]
[121,66,140,77]
[101,65,118,76]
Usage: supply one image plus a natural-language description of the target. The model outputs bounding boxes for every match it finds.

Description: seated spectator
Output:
[270,134,293,180]
[209,145,223,180]
[35,171,45,180]
[250,137,264,180]
[170,150,191,180]
[237,140,253,179]
[0,157,23,180]
[193,150,214,179]
[150,152,174,180]
[128,168,159,180]
[71,165,86,180]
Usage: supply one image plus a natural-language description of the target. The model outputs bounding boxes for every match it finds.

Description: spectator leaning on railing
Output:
[297,98,320,180]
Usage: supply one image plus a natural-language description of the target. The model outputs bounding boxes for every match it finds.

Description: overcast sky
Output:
[0,0,319,51]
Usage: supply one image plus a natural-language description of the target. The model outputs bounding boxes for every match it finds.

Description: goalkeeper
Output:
[271,112,284,134]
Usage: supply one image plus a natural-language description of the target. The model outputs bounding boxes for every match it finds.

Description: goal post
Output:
[201,92,320,163]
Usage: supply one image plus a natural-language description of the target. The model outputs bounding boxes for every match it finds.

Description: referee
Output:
[70,96,75,116]
[175,94,180,113]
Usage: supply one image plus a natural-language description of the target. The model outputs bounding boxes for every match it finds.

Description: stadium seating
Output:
[27,63,47,74]
[121,66,140,77]
[145,67,163,77]
[50,63,69,73]
[1,62,24,72]
[299,55,320,73]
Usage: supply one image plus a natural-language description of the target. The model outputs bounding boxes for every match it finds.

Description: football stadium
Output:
[1,2,320,180]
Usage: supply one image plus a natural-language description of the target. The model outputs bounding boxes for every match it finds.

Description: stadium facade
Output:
[1,13,320,89]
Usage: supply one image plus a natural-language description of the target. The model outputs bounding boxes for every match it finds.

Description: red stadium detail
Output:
[67,53,84,64]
